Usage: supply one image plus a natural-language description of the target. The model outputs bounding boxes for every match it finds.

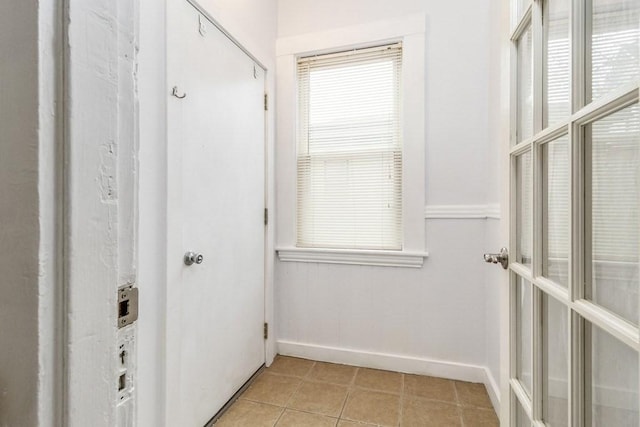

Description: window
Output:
[296,44,403,250]
[276,15,426,267]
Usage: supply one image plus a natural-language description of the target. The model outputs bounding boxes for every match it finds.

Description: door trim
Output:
[184,0,266,70]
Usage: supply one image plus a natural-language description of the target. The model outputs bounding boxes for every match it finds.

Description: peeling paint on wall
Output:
[65,0,139,425]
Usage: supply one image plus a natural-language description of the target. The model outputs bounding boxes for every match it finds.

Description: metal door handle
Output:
[484,247,509,269]
[184,251,204,266]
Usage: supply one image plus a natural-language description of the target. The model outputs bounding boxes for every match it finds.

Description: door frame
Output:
[62,0,139,425]
[164,0,274,424]
[497,0,514,423]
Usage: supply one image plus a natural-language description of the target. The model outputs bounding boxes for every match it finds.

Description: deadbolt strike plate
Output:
[118,286,139,329]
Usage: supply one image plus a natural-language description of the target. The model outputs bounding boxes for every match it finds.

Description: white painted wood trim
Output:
[64,0,138,425]
[486,204,501,219]
[424,204,501,220]
[276,14,426,57]
[484,364,502,415]
[276,247,427,268]
[277,340,500,413]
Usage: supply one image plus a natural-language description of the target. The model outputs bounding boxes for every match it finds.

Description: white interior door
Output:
[506,0,639,425]
[167,1,266,425]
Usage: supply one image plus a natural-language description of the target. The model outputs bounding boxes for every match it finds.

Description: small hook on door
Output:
[172,86,187,99]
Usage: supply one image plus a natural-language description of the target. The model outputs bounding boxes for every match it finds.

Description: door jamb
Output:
[62,0,139,425]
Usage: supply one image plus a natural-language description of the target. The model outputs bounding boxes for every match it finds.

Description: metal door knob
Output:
[184,251,204,266]
[483,247,509,269]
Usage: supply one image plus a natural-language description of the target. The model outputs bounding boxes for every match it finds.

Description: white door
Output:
[503,0,640,425]
[166,1,266,425]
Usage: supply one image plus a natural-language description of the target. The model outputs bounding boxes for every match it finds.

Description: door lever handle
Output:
[483,247,509,269]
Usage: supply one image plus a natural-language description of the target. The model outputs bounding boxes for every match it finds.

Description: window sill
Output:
[276,247,428,268]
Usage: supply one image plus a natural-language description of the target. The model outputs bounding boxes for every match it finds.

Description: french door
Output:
[509,0,639,425]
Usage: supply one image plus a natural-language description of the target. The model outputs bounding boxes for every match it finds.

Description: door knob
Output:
[184,251,204,266]
[484,247,509,269]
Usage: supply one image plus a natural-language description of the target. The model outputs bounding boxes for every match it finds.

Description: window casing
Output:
[275,14,426,267]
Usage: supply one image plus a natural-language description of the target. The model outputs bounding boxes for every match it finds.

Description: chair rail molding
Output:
[276,247,428,268]
[424,204,501,220]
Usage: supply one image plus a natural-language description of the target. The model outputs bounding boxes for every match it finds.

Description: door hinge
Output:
[264,93,268,111]
[118,285,139,328]
[263,322,269,340]
[264,208,268,226]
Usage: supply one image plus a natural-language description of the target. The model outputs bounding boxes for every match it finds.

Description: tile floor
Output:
[214,356,499,427]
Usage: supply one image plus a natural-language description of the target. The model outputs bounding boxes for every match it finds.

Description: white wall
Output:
[0,2,40,424]
[277,221,488,364]
[0,0,61,425]
[275,0,501,406]
[278,0,491,206]
[137,0,277,425]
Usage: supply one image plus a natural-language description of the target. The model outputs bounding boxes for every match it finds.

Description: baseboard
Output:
[278,340,501,413]
[483,366,501,414]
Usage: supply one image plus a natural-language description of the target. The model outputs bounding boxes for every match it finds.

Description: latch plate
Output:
[118,286,139,328]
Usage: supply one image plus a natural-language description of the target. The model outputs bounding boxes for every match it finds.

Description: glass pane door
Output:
[509,0,640,425]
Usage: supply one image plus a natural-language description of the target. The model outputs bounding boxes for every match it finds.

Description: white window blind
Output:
[296,43,403,250]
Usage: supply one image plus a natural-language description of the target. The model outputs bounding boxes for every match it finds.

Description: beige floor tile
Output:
[336,421,377,427]
[241,373,301,406]
[461,407,499,427]
[288,381,349,417]
[401,396,462,427]
[342,389,400,427]
[354,368,402,394]
[215,400,283,427]
[220,360,499,427]
[404,374,457,402]
[268,356,315,378]
[276,409,337,427]
[287,381,348,417]
[307,362,357,385]
[454,381,493,409]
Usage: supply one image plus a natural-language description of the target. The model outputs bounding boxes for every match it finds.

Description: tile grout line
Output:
[270,406,287,427]
[273,360,317,426]
[337,366,359,422]
[275,406,341,421]
[452,381,465,427]
[268,370,404,396]
[397,373,405,427]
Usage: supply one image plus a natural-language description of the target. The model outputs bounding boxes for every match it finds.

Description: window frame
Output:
[275,14,428,267]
